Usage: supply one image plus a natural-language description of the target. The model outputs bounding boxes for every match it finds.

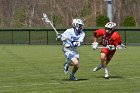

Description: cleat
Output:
[93,67,98,72]
[104,73,109,79]
[104,77,109,79]
[70,74,78,81]
[64,63,69,74]
[93,67,101,72]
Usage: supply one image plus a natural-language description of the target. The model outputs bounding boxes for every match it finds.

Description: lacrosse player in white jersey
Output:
[56,19,85,81]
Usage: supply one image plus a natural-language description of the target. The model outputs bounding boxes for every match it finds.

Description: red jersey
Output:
[94,29,121,61]
[94,29,121,47]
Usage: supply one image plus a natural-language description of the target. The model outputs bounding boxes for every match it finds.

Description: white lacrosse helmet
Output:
[72,19,84,33]
[105,22,116,34]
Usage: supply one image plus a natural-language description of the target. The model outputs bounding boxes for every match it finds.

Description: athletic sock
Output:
[104,67,109,76]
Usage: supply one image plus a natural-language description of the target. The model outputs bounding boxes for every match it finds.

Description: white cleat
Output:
[104,73,109,79]
[93,67,98,72]
[93,67,101,72]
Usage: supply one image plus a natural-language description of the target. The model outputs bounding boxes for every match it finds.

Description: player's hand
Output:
[63,42,71,48]
[72,41,81,47]
[56,33,62,41]
[106,45,115,50]
[92,42,98,50]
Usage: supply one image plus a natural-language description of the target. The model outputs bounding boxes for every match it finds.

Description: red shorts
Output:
[101,48,116,61]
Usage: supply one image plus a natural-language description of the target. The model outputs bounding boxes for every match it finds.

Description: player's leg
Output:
[93,48,106,72]
[63,51,79,80]
[69,57,79,80]
[64,58,69,74]
[102,50,116,79]
[93,64,102,72]
[63,51,70,74]
[104,50,116,78]
[71,58,79,74]
[100,53,109,79]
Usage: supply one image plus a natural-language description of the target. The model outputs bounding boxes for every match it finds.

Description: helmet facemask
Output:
[72,19,84,34]
[105,22,116,34]
[105,27,114,34]
[74,24,83,34]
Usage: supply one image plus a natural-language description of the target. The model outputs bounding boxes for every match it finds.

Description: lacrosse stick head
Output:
[42,13,50,23]
[116,44,126,50]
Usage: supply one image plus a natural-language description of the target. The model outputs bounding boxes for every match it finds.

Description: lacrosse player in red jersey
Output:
[92,22,125,79]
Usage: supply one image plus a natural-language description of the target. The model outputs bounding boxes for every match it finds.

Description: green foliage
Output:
[11,8,26,27]
[123,16,136,27]
[0,17,1,27]
[53,15,62,27]
[95,15,109,27]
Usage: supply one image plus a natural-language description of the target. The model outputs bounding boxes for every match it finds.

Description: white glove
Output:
[106,45,115,50]
[72,41,81,47]
[56,33,62,41]
[92,42,98,50]
[63,42,71,48]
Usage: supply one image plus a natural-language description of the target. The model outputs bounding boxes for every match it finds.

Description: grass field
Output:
[0,45,140,93]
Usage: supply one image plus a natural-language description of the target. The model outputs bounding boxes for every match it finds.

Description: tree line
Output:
[0,0,139,28]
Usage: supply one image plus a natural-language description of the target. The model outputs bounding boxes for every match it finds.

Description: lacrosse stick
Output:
[42,13,58,34]
[97,44,126,50]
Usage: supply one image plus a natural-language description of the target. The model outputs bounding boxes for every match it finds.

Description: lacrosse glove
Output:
[56,33,62,41]
[92,42,98,50]
[106,45,115,51]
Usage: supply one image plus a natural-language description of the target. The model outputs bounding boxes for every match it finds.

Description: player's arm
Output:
[113,34,126,49]
[56,30,72,48]
[56,29,69,41]
[106,33,125,50]
[92,31,99,50]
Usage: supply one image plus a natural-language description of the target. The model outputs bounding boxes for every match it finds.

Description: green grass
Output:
[0,45,139,93]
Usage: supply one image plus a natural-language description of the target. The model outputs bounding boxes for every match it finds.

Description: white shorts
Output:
[64,51,79,60]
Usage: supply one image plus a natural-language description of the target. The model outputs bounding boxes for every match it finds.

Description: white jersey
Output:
[61,28,85,53]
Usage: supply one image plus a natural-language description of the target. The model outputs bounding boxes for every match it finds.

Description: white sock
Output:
[104,67,109,76]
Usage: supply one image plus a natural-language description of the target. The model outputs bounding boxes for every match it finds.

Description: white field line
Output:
[0,77,139,89]
[0,83,59,89]
[110,77,140,81]
[0,81,85,89]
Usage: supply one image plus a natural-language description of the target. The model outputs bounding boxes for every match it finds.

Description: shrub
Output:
[53,15,62,27]
[123,16,136,27]
[11,8,26,27]
[95,15,109,27]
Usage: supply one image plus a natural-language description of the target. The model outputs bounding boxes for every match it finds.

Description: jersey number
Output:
[102,39,109,45]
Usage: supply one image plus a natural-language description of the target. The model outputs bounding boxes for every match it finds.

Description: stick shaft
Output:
[97,46,126,50]
[49,22,58,34]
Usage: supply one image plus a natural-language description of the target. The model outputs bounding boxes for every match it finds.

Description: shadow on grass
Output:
[62,78,88,81]
[95,75,124,79]
[109,76,124,79]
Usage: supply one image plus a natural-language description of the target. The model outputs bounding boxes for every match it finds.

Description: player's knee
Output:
[100,53,106,61]
[73,61,79,66]
[71,57,79,66]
